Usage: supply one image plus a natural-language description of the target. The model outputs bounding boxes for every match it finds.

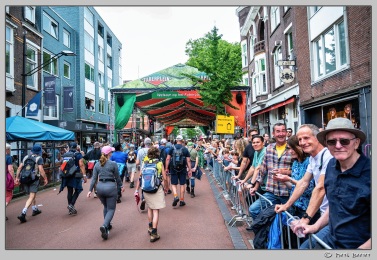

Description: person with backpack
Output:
[15,144,48,223]
[127,144,137,188]
[110,143,127,203]
[186,141,199,198]
[165,135,192,207]
[87,145,125,240]
[135,137,152,210]
[83,141,102,197]
[134,146,168,242]
[59,142,87,215]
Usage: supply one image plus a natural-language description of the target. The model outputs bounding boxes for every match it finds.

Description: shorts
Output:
[127,163,136,173]
[170,171,186,185]
[144,186,166,210]
[23,178,40,194]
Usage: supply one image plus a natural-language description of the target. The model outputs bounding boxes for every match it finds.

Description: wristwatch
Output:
[302,213,312,221]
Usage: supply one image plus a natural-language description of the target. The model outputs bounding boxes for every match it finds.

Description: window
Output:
[24,6,35,24]
[107,55,113,69]
[6,26,14,75]
[312,20,348,80]
[107,34,112,46]
[270,7,280,32]
[63,29,70,48]
[249,36,255,60]
[84,32,94,53]
[43,12,58,39]
[242,73,249,86]
[85,63,95,81]
[287,32,294,59]
[107,77,112,88]
[274,47,283,88]
[64,62,70,79]
[241,40,248,68]
[26,45,38,89]
[84,7,94,26]
[43,95,58,119]
[98,45,104,61]
[309,6,321,17]
[85,97,95,111]
[284,6,290,13]
[252,56,267,98]
[98,72,104,87]
[99,99,105,114]
[43,51,58,76]
[98,24,104,38]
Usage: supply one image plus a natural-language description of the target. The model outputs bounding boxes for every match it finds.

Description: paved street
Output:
[5,169,253,250]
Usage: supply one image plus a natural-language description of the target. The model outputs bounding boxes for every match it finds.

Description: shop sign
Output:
[216,115,235,134]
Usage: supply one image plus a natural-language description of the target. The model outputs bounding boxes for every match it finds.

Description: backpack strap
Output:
[318,148,326,171]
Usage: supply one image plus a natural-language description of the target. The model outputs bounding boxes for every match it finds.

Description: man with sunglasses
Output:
[292,118,370,249]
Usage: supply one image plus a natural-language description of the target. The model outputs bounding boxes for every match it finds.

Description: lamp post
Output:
[21,40,75,117]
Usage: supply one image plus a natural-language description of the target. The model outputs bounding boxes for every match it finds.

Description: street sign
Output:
[277,60,296,66]
[280,68,295,83]
[215,115,234,134]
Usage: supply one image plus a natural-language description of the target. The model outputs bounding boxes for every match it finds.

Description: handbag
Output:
[6,170,15,191]
[87,160,96,170]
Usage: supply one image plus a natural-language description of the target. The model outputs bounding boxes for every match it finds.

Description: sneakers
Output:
[140,200,146,210]
[17,213,27,223]
[186,186,190,193]
[190,189,195,198]
[117,198,122,203]
[167,189,172,194]
[130,181,134,188]
[148,227,153,235]
[67,204,77,215]
[100,225,109,240]
[172,196,179,206]
[179,201,186,207]
[32,209,42,216]
[126,177,130,182]
[108,224,113,231]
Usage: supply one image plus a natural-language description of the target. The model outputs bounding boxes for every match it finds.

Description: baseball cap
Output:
[101,145,115,155]
[69,142,77,149]
[160,138,167,144]
[93,141,101,148]
[176,135,183,141]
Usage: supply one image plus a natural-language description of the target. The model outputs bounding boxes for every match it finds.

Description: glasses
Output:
[326,137,357,146]
[287,131,292,133]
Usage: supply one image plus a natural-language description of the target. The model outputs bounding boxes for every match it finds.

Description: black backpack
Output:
[172,146,185,171]
[127,151,136,164]
[60,151,79,178]
[20,155,40,184]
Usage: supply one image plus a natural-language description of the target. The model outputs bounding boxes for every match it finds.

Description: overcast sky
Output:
[94,6,241,81]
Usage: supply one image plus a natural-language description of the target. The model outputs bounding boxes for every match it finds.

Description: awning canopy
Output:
[251,97,295,117]
[111,63,249,129]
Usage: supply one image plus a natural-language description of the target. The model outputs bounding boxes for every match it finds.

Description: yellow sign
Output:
[216,115,234,134]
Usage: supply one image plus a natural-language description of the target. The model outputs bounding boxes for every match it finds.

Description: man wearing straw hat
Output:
[293,118,371,249]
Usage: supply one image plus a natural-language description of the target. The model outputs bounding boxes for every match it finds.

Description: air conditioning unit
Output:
[275,40,282,46]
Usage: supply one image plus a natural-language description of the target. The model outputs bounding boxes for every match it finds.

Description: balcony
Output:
[254,40,265,54]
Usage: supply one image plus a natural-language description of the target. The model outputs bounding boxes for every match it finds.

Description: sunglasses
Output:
[326,137,357,146]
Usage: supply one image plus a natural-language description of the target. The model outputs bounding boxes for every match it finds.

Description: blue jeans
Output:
[300,225,330,249]
[249,191,289,220]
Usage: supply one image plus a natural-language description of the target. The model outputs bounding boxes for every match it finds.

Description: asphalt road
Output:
[5,169,252,250]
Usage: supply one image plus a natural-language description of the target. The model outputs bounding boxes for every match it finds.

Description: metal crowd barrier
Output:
[209,158,331,250]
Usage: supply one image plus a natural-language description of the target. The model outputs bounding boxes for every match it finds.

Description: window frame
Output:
[84,32,94,54]
[63,61,70,79]
[43,12,58,39]
[43,51,59,76]
[43,95,59,119]
[85,63,95,82]
[24,6,36,24]
[241,39,248,68]
[84,7,94,27]
[311,19,348,81]
[99,98,105,114]
[63,29,70,48]
[26,45,39,90]
[270,6,280,32]
[6,25,14,76]
[273,47,283,89]
[252,55,267,99]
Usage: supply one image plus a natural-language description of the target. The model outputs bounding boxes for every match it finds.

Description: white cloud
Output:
[95,6,240,81]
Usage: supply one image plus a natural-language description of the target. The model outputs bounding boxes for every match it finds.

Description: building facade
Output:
[237,6,371,154]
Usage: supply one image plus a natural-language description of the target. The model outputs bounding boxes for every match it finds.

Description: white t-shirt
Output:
[306,147,333,214]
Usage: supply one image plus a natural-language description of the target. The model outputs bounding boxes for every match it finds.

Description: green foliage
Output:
[172,126,179,137]
[185,26,242,114]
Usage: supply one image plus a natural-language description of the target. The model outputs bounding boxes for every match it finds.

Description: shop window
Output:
[322,100,359,129]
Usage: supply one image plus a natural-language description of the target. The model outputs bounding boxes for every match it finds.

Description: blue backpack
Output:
[140,159,161,193]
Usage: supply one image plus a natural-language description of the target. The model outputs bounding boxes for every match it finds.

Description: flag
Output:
[63,86,74,112]
[44,76,56,106]
[26,91,41,117]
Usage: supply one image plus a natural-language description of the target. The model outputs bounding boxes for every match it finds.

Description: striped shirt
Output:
[256,143,293,196]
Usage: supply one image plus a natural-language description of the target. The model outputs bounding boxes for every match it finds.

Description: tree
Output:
[185,26,242,114]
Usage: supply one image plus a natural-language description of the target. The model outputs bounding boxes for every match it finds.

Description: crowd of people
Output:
[5,117,370,248]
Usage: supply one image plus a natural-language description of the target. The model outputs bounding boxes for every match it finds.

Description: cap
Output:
[93,142,101,148]
[317,118,366,146]
[6,143,11,149]
[176,135,183,141]
[101,145,115,155]
[31,144,43,155]
[144,137,152,145]
[69,142,77,149]
[160,138,167,144]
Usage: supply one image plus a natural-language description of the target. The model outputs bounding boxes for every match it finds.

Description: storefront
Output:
[300,87,371,154]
